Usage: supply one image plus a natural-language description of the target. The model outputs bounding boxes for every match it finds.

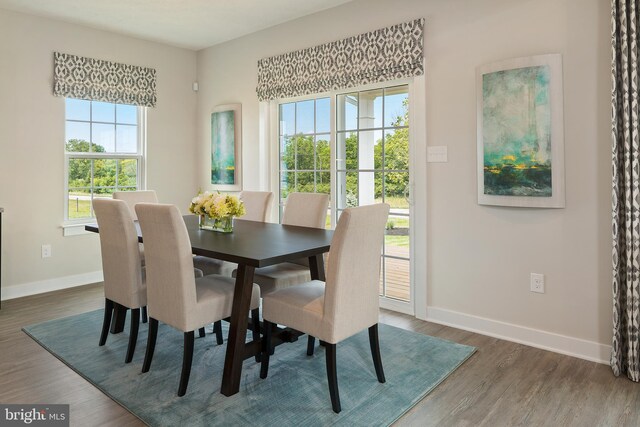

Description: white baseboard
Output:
[426,306,611,365]
[1,271,103,301]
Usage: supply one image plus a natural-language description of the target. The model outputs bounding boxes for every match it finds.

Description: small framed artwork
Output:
[477,54,565,208]
[211,103,242,191]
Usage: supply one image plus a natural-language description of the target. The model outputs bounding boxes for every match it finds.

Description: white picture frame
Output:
[476,54,565,208]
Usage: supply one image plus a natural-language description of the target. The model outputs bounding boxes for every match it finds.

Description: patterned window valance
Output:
[53,52,157,107]
[256,18,424,102]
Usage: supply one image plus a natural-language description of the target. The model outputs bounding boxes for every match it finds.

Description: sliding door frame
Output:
[262,75,427,319]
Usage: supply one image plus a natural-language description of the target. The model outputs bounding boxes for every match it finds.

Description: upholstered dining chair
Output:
[135,203,261,396]
[112,190,159,321]
[259,203,390,413]
[113,190,158,220]
[239,190,273,222]
[193,191,274,277]
[235,192,330,295]
[93,198,147,364]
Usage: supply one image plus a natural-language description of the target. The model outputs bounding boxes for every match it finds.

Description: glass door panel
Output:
[278,97,331,220]
[383,257,410,301]
[336,85,410,302]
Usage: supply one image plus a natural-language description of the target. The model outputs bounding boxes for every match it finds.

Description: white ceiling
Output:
[0,0,354,50]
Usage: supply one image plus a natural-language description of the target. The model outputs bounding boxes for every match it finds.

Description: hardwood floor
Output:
[1,283,638,426]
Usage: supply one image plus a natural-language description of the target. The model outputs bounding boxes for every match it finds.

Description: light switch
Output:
[427,146,448,163]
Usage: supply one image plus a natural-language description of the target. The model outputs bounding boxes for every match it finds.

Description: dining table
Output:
[86,214,333,396]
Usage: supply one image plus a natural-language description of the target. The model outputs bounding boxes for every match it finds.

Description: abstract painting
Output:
[476,55,564,208]
[211,104,242,191]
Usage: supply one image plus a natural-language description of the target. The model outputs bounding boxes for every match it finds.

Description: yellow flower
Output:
[189,191,245,219]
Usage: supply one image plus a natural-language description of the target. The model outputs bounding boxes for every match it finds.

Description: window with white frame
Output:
[278,97,331,225]
[64,99,145,221]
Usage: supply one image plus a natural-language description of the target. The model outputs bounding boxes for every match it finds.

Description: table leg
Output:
[309,254,326,281]
[221,263,255,396]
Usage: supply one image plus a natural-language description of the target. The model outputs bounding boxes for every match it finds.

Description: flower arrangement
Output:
[189,191,245,232]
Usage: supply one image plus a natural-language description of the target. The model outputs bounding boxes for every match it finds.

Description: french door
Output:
[334,85,411,305]
[273,81,417,314]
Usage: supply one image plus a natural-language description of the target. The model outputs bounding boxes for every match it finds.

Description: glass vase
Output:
[199,215,234,233]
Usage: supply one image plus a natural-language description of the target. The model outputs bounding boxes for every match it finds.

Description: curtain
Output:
[256,19,424,102]
[53,52,156,107]
[611,0,640,381]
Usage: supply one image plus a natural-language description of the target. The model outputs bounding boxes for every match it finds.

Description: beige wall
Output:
[196,0,612,347]
[0,9,198,292]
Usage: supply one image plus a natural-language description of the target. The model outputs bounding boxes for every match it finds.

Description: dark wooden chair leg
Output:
[268,321,275,356]
[110,303,127,333]
[251,308,261,363]
[213,320,224,345]
[326,343,341,413]
[260,320,272,379]
[307,336,316,356]
[125,308,140,363]
[141,318,158,373]
[178,331,195,397]
[141,306,148,324]
[99,299,114,346]
[198,327,206,338]
[368,324,386,383]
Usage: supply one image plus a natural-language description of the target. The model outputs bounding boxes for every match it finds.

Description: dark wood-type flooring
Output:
[0,283,638,426]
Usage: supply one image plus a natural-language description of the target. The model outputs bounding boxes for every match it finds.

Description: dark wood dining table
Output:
[86,215,333,396]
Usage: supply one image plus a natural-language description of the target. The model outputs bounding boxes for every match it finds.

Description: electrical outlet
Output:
[42,244,52,258]
[530,273,544,293]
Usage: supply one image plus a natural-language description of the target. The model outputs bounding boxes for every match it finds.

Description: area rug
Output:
[23,310,475,426]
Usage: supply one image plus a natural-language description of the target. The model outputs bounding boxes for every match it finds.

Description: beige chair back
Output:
[281,192,330,267]
[135,203,198,331]
[282,192,330,228]
[113,190,159,220]
[240,191,273,222]
[93,199,145,308]
[323,203,389,342]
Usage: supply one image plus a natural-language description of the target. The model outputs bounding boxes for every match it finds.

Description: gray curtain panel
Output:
[53,52,157,107]
[256,19,424,102]
[611,0,640,381]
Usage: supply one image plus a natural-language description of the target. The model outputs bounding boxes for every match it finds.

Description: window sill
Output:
[62,222,97,237]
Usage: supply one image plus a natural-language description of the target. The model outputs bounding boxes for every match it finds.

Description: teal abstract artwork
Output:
[482,65,552,197]
[211,110,236,185]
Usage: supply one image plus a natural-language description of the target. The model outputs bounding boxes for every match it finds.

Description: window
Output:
[278,97,331,225]
[65,99,145,221]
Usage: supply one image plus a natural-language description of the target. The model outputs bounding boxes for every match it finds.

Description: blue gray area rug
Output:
[23,310,475,426]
